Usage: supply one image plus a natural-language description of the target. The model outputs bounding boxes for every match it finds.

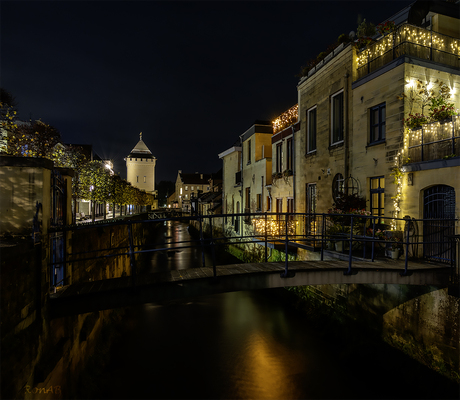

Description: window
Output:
[276,198,283,220]
[143,176,146,183]
[245,187,251,209]
[306,183,317,235]
[370,177,385,222]
[185,186,188,191]
[266,196,271,212]
[287,198,294,220]
[247,139,252,164]
[332,173,344,202]
[191,186,194,191]
[307,106,317,153]
[136,176,139,183]
[370,103,386,143]
[331,90,344,145]
[276,143,282,173]
[257,194,262,211]
[286,138,293,171]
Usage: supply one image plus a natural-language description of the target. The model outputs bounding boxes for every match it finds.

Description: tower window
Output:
[144,176,146,183]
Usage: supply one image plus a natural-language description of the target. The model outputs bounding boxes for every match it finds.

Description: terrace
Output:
[407,115,459,163]
[356,23,460,80]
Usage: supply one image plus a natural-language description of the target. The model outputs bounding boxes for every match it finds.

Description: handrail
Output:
[50,212,458,290]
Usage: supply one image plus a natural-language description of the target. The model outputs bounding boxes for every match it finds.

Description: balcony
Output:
[407,116,459,163]
[356,24,460,80]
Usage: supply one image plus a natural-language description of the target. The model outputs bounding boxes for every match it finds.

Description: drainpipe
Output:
[343,72,350,187]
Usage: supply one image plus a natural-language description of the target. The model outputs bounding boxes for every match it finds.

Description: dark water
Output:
[90,222,458,399]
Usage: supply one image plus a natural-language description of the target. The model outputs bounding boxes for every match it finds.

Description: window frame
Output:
[286,137,293,171]
[369,102,386,144]
[370,176,385,223]
[331,89,344,145]
[307,105,317,154]
[276,143,282,173]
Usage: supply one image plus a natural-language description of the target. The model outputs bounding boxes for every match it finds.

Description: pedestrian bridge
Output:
[49,259,451,319]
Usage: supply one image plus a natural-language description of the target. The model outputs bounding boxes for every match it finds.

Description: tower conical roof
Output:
[127,132,155,158]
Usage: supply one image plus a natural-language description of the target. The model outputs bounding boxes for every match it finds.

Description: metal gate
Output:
[423,185,455,263]
[50,170,66,288]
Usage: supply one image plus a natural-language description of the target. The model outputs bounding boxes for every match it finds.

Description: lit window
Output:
[370,103,386,144]
[370,176,385,223]
[185,186,188,191]
[307,106,317,153]
[191,186,194,191]
[331,90,344,145]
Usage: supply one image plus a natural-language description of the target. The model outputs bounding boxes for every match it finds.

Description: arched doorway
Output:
[423,185,455,263]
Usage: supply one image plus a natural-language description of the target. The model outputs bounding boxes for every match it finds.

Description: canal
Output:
[83,221,458,399]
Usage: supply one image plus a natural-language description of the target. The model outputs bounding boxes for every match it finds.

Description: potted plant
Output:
[428,97,456,123]
[389,236,403,259]
[404,113,429,130]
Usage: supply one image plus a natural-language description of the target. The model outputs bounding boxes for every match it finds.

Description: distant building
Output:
[125,133,156,194]
[175,171,213,213]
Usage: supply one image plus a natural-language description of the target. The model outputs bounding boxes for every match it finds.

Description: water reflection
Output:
[148,221,231,272]
[90,222,458,400]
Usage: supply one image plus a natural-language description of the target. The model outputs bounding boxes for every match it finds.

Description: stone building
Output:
[295,0,460,251]
[125,133,156,194]
[175,171,212,213]
[219,121,272,236]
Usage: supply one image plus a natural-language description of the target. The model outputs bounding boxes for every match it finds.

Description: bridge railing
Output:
[50,212,458,291]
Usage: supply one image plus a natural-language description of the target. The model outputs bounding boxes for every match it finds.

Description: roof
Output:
[180,172,212,185]
[126,133,155,158]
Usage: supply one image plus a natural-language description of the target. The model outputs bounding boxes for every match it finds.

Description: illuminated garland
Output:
[253,218,297,238]
[273,104,298,134]
[356,24,460,68]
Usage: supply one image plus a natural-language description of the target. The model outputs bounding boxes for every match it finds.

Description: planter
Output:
[390,249,400,259]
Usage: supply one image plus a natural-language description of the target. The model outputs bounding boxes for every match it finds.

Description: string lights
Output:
[356,23,460,71]
[253,218,297,238]
[273,104,298,134]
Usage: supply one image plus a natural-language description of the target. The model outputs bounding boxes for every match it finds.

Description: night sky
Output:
[1,0,413,182]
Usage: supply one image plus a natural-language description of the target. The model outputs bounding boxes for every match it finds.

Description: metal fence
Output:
[50,212,459,291]
[356,24,460,80]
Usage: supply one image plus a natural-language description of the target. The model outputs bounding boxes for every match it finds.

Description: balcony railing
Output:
[356,24,460,80]
[407,116,460,163]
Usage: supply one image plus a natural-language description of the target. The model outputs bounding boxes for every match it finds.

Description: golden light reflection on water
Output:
[233,331,306,399]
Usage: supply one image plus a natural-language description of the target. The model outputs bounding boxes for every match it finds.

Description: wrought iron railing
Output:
[407,116,459,163]
[356,24,460,80]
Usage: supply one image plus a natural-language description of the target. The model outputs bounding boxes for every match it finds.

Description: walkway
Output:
[49,258,451,318]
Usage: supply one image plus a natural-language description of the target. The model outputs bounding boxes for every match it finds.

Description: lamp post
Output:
[90,185,95,222]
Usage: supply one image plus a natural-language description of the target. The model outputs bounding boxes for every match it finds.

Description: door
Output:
[423,185,455,263]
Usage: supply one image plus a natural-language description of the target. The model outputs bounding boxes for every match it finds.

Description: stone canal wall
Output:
[216,231,460,383]
[1,215,158,399]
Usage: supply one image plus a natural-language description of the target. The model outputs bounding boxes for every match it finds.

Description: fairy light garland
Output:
[253,218,297,238]
[356,23,460,70]
[273,104,298,134]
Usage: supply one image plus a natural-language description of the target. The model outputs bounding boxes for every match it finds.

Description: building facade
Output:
[175,171,213,213]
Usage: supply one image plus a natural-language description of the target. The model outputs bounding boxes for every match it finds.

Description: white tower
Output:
[125,133,156,194]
